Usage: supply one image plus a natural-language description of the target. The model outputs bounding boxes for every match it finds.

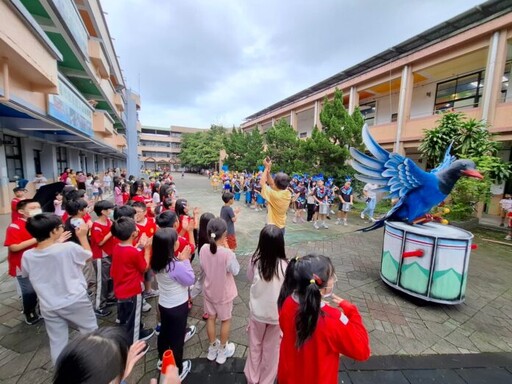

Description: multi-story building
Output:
[138,125,203,171]
[241,0,512,215]
[0,0,140,214]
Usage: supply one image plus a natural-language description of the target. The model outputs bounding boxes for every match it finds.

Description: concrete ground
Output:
[0,173,511,383]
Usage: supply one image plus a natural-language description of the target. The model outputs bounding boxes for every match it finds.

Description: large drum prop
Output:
[380,221,475,304]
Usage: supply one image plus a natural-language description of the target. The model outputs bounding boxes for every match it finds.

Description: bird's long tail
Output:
[359,219,386,232]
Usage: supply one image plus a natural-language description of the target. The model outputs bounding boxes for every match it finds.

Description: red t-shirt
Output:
[62,212,92,224]
[177,215,194,244]
[90,219,114,259]
[277,296,370,384]
[11,198,22,222]
[135,218,156,243]
[175,236,195,257]
[131,195,145,203]
[122,192,130,204]
[4,219,35,277]
[111,244,146,299]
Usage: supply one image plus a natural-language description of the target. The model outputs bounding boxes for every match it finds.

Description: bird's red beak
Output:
[461,169,484,180]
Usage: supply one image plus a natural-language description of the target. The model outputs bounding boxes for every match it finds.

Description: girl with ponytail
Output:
[277,254,370,384]
[199,218,240,365]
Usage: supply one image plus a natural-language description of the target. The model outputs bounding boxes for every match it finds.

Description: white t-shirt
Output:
[103,175,112,186]
[21,242,91,310]
[363,183,378,199]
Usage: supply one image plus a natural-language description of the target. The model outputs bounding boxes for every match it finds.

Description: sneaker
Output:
[184,325,197,343]
[216,342,235,364]
[157,359,162,370]
[115,318,121,324]
[505,235,512,241]
[24,312,41,325]
[155,323,161,335]
[207,339,220,361]
[292,218,297,224]
[142,300,152,313]
[95,308,111,317]
[370,217,376,223]
[344,219,348,226]
[139,328,155,341]
[202,313,209,320]
[143,289,159,299]
[313,222,319,230]
[180,360,192,381]
[360,212,365,219]
[322,223,329,229]
[330,209,335,215]
[335,220,340,225]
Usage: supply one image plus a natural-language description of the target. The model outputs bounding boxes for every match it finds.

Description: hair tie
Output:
[312,274,323,285]
[309,279,316,285]
[210,233,216,239]
[294,256,300,261]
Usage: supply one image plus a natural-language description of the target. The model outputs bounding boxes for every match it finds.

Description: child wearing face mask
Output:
[90,200,116,317]
[277,254,370,384]
[4,199,42,325]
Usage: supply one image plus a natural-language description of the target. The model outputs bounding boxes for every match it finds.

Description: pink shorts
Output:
[203,298,233,321]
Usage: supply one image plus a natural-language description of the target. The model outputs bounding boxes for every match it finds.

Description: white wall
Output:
[411,83,437,118]
[375,93,399,125]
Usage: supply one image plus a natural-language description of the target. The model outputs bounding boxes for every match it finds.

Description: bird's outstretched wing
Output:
[429,143,455,174]
[350,124,430,200]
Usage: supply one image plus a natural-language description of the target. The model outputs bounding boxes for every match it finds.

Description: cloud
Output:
[102,0,484,128]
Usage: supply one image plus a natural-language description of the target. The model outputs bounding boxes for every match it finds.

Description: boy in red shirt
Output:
[90,200,116,317]
[111,217,155,344]
[4,199,42,324]
[133,201,158,301]
[11,187,27,222]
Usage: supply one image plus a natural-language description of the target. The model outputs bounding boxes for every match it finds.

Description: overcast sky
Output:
[102,0,485,129]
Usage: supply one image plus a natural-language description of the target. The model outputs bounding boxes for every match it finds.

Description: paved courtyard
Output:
[0,174,511,383]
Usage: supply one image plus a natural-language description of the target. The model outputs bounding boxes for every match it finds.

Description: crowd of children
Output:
[5,167,373,384]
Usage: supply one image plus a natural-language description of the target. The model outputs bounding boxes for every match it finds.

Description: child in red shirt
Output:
[133,202,158,301]
[4,199,41,324]
[111,217,154,344]
[90,200,116,317]
[10,187,27,222]
[277,254,370,384]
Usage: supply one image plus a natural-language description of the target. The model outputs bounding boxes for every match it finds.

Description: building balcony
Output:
[88,38,110,79]
[93,110,114,137]
[115,133,127,150]
[114,93,125,112]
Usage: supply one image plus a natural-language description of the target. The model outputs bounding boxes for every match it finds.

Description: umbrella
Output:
[33,182,65,212]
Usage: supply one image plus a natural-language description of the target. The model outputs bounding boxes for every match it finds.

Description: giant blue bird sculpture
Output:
[350,124,483,232]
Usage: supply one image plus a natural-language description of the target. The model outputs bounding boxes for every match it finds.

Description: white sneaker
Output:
[184,325,196,343]
[292,218,297,223]
[335,220,340,225]
[322,223,329,229]
[313,222,319,229]
[344,219,348,226]
[216,342,235,364]
[180,360,192,381]
[360,212,365,219]
[505,235,512,241]
[370,217,376,222]
[142,300,152,313]
[207,339,220,361]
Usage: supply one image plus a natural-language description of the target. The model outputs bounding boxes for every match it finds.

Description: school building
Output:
[240,0,512,215]
[0,0,140,214]
[138,125,204,171]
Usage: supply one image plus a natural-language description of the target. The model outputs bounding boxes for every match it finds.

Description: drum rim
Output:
[384,220,474,240]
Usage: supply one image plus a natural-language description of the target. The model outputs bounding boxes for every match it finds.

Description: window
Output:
[434,71,484,112]
[94,154,99,173]
[33,150,42,175]
[57,147,68,175]
[140,140,171,147]
[4,135,23,181]
[359,102,376,126]
[141,128,170,136]
[299,132,308,138]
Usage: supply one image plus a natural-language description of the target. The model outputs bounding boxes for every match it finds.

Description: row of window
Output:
[139,140,181,149]
[141,151,178,158]
[140,129,183,138]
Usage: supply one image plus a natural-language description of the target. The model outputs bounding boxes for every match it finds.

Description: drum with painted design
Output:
[380,221,474,304]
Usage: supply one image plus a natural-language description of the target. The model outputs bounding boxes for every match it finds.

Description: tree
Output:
[419,112,511,220]
[179,125,227,169]
[264,118,303,174]
[223,127,264,172]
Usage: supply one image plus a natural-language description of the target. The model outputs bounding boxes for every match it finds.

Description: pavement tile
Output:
[455,367,512,383]
[402,368,466,383]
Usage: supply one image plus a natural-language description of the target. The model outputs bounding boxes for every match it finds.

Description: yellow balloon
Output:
[443,208,450,214]
[441,219,449,225]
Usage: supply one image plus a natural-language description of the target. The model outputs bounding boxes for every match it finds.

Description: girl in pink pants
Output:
[244,225,288,384]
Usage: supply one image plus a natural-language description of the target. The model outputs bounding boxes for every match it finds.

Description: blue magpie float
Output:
[350,124,483,232]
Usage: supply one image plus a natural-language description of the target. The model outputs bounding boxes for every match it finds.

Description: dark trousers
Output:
[158,301,189,373]
[307,203,316,222]
[93,257,114,310]
[17,276,38,315]
[118,294,142,344]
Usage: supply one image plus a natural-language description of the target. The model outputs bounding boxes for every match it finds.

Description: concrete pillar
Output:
[313,101,320,128]
[85,153,94,174]
[481,30,508,126]
[394,65,413,154]
[40,143,57,182]
[290,110,297,130]
[348,87,359,115]
[125,90,140,177]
